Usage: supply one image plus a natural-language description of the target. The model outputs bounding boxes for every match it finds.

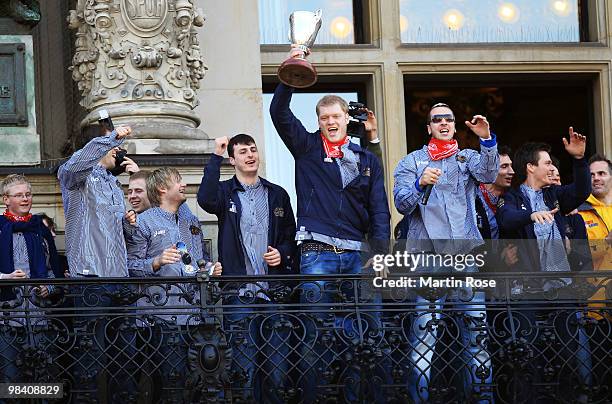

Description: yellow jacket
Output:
[579,194,612,240]
[577,194,611,320]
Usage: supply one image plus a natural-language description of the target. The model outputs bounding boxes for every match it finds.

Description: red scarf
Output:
[3,209,32,222]
[320,133,349,159]
[427,138,459,161]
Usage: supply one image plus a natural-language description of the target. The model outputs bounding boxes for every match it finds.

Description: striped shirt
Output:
[237,180,269,298]
[127,205,210,324]
[58,132,128,277]
[521,184,571,290]
[394,141,499,254]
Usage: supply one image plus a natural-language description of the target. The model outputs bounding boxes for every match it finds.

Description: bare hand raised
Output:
[364,109,378,141]
[562,126,586,159]
[120,156,140,175]
[115,126,132,139]
[465,115,491,139]
[214,136,229,157]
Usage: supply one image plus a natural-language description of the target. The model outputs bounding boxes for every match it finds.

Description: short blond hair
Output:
[146,167,181,206]
[316,95,348,117]
[1,174,31,196]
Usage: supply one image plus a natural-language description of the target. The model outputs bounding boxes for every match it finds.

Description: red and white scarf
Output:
[3,209,32,223]
[320,133,349,159]
[427,138,459,161]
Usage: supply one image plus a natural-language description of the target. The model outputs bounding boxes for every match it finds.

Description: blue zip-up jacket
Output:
[197,154,297,276]
[269,83,391,253]
[496,157,591,272]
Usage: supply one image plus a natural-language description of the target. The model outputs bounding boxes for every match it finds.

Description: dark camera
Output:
[347,101,368,138]
[348,101,368,122]
[109,148,128,176]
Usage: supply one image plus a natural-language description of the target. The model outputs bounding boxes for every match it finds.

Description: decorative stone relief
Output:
[68,0,210,154]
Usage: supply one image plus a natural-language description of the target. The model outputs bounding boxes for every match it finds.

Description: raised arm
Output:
[556,127,591,213]
[57,128,129,190]
[269,83,317,156]
[197,137,228,216]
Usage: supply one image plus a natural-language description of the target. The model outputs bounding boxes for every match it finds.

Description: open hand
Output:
[562,126,586,159]
[465,115,491,139]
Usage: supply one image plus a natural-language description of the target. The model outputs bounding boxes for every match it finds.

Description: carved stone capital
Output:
[68,0,209,154]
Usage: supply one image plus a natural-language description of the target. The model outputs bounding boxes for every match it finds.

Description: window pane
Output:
[399,0,580,43]
[259,0,355,44]
[263,91,358,213]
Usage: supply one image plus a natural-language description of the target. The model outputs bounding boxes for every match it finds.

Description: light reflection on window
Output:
[259,0,355,45]
[399,0,580,43]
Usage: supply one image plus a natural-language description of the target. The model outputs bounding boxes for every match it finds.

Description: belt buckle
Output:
[333,245,341,254]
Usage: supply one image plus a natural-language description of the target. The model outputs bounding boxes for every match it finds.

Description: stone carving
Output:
[67,0,209,154]
[0,0,41,26]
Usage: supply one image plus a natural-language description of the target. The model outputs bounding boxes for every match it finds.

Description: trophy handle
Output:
[313,9,322,22]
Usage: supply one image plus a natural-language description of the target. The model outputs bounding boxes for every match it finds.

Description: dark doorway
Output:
[403,73,596,184]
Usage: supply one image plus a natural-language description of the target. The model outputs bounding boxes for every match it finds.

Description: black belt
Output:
[301,241,351,254]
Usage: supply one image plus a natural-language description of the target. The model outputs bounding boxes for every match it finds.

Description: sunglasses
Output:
[430,114,455,124]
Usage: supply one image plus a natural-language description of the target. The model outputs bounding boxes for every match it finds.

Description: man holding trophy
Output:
[270,9,391,403]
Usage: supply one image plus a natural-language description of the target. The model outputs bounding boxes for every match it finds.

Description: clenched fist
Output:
[419,167,443,188]
[214,136,229,157]
[115,126,132,139]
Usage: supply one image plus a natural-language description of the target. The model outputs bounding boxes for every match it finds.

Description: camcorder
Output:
[347,101,368,138]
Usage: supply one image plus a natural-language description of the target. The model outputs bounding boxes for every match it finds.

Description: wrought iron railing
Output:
[0,272,610,403]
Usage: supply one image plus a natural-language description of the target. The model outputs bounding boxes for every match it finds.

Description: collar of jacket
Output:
[509,185,560,213]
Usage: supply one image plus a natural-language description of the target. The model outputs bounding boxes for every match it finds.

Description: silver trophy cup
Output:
[277,9,322,88]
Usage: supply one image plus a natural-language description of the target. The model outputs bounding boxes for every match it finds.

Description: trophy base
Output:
[277,58,317,88]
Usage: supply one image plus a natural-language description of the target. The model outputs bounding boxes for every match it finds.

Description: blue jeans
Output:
[299,249,387,403]
[409,289,493,404]
[223,296,291,404]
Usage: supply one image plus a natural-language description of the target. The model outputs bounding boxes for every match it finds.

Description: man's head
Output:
[316,95,350,143]
[1,174,32,217]
[513,142,554,188]
[589,154,612,199]
[146,167,186,207]
[549,155,562,186]
[427,103,456,141]
[228,134,259,175]
[128,171,151,213]
[38,213,57,237]
[494,145,514,189]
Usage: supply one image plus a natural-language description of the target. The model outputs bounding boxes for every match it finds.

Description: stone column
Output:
[67,0,210,154]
